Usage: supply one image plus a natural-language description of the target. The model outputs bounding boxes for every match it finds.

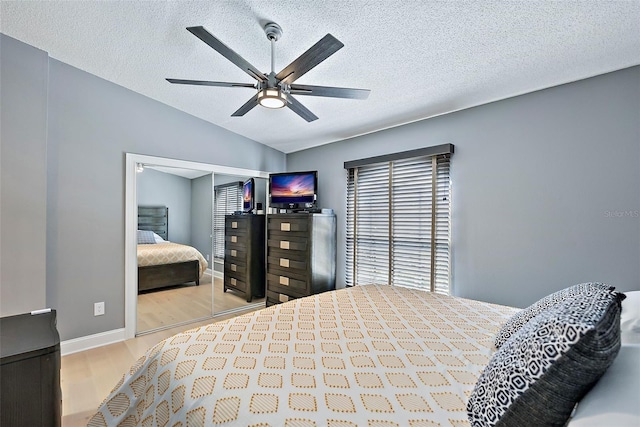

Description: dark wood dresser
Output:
[0,310,61,427]
[224,214,266,302]
[266,213,336,306]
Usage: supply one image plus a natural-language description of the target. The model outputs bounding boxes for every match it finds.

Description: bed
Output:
[89,284,639,426]
[138,206,208,292]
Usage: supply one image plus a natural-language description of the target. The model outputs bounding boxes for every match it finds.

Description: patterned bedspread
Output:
[137,242,208,278]
[89,285,517,426]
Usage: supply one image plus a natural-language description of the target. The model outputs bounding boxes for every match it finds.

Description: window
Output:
[213,182,242,260]
[345,144,453,293]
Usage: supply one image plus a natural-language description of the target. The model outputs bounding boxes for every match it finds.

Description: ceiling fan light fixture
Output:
[258,88,287,109]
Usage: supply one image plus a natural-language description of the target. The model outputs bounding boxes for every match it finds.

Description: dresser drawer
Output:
[225,247,247,262]
[224,227,248,241]
[225,232,250,248]
[266,289,302,306]
[268,217,309,233]
[224,260,247,276]
[225,239,247,253]
[225,218,250,231]
[267,255,307,271]
[267,236,308,252]
[268,247,307,262]
[267,272,307,292]
[267,264,308,282]
[224,274,247,292]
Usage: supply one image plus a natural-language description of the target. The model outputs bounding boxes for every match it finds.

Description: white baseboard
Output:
[60,328,126,356]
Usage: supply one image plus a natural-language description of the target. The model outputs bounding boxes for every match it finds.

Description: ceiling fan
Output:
[166,23,370,122]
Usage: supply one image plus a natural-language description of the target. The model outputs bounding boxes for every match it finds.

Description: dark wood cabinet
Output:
[0,310,61,427]
[266,213,336,306]
[224,214,266,302]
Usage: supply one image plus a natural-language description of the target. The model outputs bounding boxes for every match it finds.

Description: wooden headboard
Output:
[138,206,168,240]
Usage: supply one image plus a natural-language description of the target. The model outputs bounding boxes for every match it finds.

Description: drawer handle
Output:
[231,236,237,243]
[280,222,291,232]
[231,249,237,257]
[231,264,237,272]
[279,276,290,286]
[231,278,237,286]
[279,294,289,302]
[232,221,238,229]
[280,258,290,268]
[280,240,290,250]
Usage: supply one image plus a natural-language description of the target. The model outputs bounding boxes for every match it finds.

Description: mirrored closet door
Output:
[126,153,271,337]
[135,165,214,334]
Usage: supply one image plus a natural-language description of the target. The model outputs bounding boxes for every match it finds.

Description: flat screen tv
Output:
[242,178,255,212]
[269,171,317,210]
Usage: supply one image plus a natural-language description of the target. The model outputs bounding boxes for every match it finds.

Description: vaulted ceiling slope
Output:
[1,1,639,153]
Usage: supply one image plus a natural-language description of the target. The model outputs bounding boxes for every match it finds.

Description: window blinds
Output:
[345,148,452,294]
[213,182,242,260]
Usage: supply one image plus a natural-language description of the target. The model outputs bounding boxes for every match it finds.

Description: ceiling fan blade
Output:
[166,78,255,88]
[231,93,260,117]
[187,26,266,82]
[286,95,319,122]
[289,84,370,99]
[276,34,344,85]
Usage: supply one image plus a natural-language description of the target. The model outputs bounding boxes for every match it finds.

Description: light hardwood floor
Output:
[137,272,265,332]
[61,306,263,426]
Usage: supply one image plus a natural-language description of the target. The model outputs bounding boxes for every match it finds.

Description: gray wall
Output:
[0,36,48,316]
[191,174,213,264]
[137,168,192,245]
[1,34,285,340]
[287,66,640,308]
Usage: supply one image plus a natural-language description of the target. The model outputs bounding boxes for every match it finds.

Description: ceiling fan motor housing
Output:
[264,22,283,41]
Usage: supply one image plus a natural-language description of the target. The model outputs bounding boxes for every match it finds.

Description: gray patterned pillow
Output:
[468,287,624,427]
[494,282,612,348]
[137,230,156,244]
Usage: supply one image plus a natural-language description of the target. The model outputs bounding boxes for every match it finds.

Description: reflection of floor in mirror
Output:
[137,272,265,333]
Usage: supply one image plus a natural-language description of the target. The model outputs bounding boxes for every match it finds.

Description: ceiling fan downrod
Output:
[264,22,283,75]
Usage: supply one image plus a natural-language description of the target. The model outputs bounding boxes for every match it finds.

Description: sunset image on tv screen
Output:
[243,183,252,203]
[271,174,315,203]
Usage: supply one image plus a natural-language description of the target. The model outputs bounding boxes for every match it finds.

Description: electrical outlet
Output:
[206,254,210,261]
[94,301,105,316]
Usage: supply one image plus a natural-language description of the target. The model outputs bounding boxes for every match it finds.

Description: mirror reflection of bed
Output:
[135,165,267,334]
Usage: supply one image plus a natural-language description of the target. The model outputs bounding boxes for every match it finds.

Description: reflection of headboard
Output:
[138,206,168,240]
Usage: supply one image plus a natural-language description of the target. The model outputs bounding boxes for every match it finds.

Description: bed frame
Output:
[137,206,200,292]
[138,260,200,292]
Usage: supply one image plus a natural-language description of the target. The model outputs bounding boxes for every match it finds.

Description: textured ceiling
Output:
[1,1,639,153]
